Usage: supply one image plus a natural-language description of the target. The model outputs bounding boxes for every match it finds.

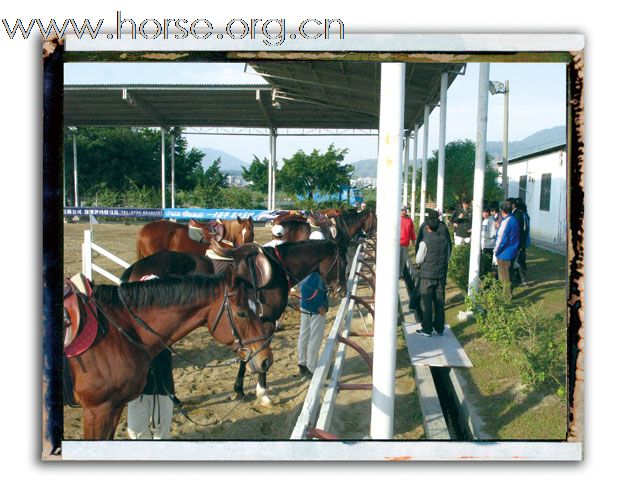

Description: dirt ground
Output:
[63,221,423,441]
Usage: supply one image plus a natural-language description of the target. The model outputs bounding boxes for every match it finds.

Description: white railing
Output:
[291,242,373,439]
[81,229,130,285]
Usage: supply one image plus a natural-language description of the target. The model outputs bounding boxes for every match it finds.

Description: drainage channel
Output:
[401,271,475,441]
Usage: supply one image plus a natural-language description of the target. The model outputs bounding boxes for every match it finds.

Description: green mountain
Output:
[198,148,247,176]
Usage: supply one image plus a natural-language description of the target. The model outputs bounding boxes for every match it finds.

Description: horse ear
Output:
[248,216,253,223]
[237,216,243,223]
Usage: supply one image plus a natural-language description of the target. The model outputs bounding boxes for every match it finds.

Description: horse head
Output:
[234,216,255,245]
[211,265,272,374]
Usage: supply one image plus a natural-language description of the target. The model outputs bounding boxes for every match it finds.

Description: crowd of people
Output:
[401,197,532,337]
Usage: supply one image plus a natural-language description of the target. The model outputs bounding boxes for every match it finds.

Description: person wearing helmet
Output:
[297,231,328,378]
[264,224,285,247]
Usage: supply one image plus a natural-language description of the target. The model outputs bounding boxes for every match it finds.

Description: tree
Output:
[277,144,353,201]
[241,155,269,193]
[63,126,206,202]
[418,139,502,209]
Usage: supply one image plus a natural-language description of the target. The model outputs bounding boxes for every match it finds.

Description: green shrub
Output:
[466,277,566,395]
[448,243,493,293]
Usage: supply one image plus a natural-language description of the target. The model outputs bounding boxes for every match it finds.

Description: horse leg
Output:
[82,403,122,440]
[234,361,246,399]
[256,372,271,407]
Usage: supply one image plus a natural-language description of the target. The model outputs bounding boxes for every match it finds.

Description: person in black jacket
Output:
[414,219,450,337]
[452,198,473,246]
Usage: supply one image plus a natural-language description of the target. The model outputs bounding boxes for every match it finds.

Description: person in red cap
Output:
[399,206,416,277]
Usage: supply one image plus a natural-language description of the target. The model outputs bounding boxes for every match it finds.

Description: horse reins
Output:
[116,283,269,369]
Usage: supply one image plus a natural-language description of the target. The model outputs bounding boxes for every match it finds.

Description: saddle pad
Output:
[188,225,206,243]
[64,275,99,358]
[206,249,234,261]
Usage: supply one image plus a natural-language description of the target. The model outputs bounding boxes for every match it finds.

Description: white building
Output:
[504,140,567,253]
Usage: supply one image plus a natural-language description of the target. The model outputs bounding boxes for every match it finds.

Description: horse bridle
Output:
[208,283,269,362]
[116,282,268,365]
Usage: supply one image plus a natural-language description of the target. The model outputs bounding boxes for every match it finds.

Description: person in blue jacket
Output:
[494,201,521,299]
[297,231,329,378]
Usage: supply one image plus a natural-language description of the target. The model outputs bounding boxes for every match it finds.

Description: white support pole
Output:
[160,128,166,209]
[420,105,430,224]
[73,133,78,207]
[410,124,419,221]
[82,229,93,280]
[402,133,410,205]
[370,62,405,440]
[502,80,510,199]
[467,63,491,295]
[267,129,274,211]
[437,72,448,215]
[170,135,175,208]
[271,131,277,211]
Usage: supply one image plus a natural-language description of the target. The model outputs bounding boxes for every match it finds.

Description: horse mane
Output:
[94,273,225,311]
[337,210,369,231]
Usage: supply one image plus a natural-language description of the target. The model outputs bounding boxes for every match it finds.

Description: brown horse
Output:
[136,217,254,259]
[272,212,311,242]
[66,267,271,439]
[120,240,340,406]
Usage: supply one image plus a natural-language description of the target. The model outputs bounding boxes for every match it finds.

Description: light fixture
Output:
[489,80,506,95]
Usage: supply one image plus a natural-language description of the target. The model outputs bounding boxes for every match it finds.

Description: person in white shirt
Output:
[264,224,285,247]
[480,207,497,256]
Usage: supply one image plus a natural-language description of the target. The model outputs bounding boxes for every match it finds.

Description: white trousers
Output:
[127,394,173,440]
[298,312,327,373]
[454,235,471,246]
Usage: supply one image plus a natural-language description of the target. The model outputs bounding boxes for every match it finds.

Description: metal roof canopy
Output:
[63,61,464,131]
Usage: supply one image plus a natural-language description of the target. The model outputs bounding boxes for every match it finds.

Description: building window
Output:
[519,175,527,202]
[540,173,552,211]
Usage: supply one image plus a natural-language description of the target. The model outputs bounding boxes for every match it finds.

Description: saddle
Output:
[188,218,226,244]
[208,241,272,288]
[63,273,99,358]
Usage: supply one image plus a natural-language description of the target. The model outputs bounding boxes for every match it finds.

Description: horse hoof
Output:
[258,395,272,407]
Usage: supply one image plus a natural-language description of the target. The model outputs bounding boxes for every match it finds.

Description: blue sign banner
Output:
[64,207,279,222]
[64,207,163,218]
[163,208,275,222]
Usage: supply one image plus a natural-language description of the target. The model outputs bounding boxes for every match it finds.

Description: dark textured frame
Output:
[42,41,584,458]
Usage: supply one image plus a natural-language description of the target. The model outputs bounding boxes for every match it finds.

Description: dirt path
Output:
[62,221,423,440]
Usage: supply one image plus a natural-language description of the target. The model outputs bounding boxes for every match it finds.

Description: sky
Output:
[65,61,566,164]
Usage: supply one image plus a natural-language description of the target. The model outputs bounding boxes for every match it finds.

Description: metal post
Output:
[420,105,430,224]
[160,128,166,209]
[270,130,277,211]
[73,133,78,207]
[170,135,175,208]
[502,80,510,198]
[267,129,274,211]
[370,62,405,440]
[467,63,490,295]
[410,124,419,221]
[437,72,448,215]
[402,133,410,205]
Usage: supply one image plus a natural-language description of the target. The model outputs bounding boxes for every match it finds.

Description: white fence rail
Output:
[81,229,130,285]
[291,242,372,439]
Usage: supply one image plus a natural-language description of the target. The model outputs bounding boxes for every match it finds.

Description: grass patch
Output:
[445,245,567,440]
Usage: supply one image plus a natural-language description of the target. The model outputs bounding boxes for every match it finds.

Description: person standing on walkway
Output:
[399,206,416,277]
[481,207,497,255]
[297,231,329,378]
[494,201,521,300]
[414,219,450,337]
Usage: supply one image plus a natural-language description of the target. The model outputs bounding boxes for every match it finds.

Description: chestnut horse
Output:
[119,240,340,406]
[272,213,311,242]
[66,267,271,439]
[136,217,254,259]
